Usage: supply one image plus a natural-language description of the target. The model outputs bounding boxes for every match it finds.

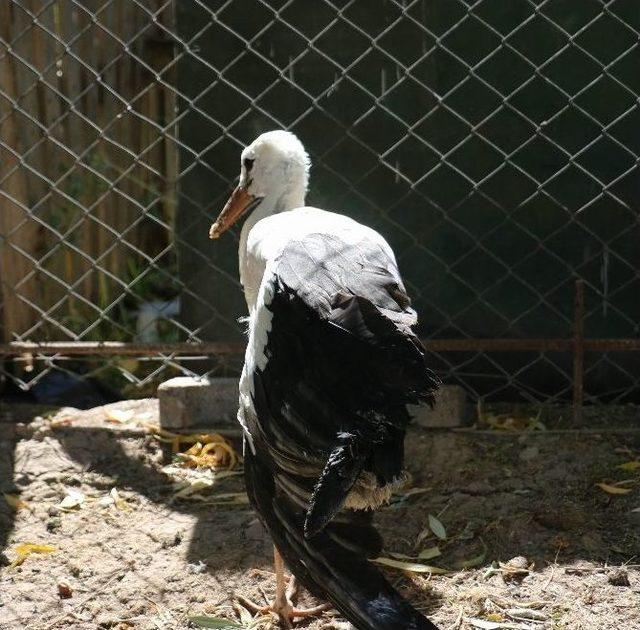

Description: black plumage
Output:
[243,233,441,630]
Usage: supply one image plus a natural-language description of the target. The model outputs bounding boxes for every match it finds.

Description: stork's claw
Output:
[238,589,332,628]
[238,548,332,628]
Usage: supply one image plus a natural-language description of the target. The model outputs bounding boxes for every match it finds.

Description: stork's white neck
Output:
[238,181,306,297]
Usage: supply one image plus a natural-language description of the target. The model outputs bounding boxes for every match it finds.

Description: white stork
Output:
[210,131,440,630]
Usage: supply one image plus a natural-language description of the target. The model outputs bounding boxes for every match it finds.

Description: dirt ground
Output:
[1,400,639,630]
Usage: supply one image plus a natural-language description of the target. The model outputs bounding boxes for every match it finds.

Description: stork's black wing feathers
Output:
[245,446,439,630]
[305,433,367,538]
[244,232,441,630]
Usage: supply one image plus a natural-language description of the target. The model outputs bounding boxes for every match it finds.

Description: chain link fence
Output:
[1,0,639,407]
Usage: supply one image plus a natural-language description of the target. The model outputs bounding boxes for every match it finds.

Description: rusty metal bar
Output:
[1,335,640,356]
[0,341,246,356]
[573,280,585,423]
[582,339,640,351]
[426,339,572,352]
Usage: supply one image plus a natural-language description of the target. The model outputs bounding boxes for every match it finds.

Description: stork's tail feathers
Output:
[244,448,441,630]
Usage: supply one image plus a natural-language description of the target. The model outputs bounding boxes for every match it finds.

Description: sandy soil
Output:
[1,400,639,629]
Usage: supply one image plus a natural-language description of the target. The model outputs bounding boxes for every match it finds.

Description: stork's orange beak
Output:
[209,186,257,239]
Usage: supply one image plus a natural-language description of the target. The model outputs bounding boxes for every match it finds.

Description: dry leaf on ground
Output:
[105,408,135,424]
[59,489,85,510]
[101,488,131,511]
[618,460,640,471]
[596,482,633,495]
[189,616,246,628]
[372,556,448,574]
[418,546,442,560]
[9,543,56,568]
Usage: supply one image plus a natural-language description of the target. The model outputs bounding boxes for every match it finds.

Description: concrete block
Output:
[158,379,469,431]
[409,385,471,428]
[157,377,239,429]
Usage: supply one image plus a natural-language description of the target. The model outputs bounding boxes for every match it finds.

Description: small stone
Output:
[158,529,183,549]
[501,556,530,583]
[535,506,586,531]
[186,560,207,574]
[57,581,73,598]
[46,517,62,532]
[608,569,630,587]
[506,556,529,570]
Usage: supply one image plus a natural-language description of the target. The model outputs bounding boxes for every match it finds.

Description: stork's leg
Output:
[238,545,332,628]
[272,545,294,628]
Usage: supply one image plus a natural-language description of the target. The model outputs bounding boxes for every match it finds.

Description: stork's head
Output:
[209,130,310,239]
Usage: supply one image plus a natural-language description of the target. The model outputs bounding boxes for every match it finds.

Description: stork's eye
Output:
[243,158,255,171]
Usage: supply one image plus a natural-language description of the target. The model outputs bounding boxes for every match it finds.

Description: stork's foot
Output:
[238,575,332,628]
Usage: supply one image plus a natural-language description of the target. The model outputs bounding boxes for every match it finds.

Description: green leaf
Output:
[418,546,441,560]
[428,514,447,540]
[189,616,246,629]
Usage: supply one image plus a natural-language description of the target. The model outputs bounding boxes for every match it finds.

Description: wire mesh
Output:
[1,0,639,404]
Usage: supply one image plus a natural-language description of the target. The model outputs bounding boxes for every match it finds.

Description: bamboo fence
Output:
[0,0,178,343]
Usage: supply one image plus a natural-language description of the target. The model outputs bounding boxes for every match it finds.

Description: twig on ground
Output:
[541,564,556,592]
